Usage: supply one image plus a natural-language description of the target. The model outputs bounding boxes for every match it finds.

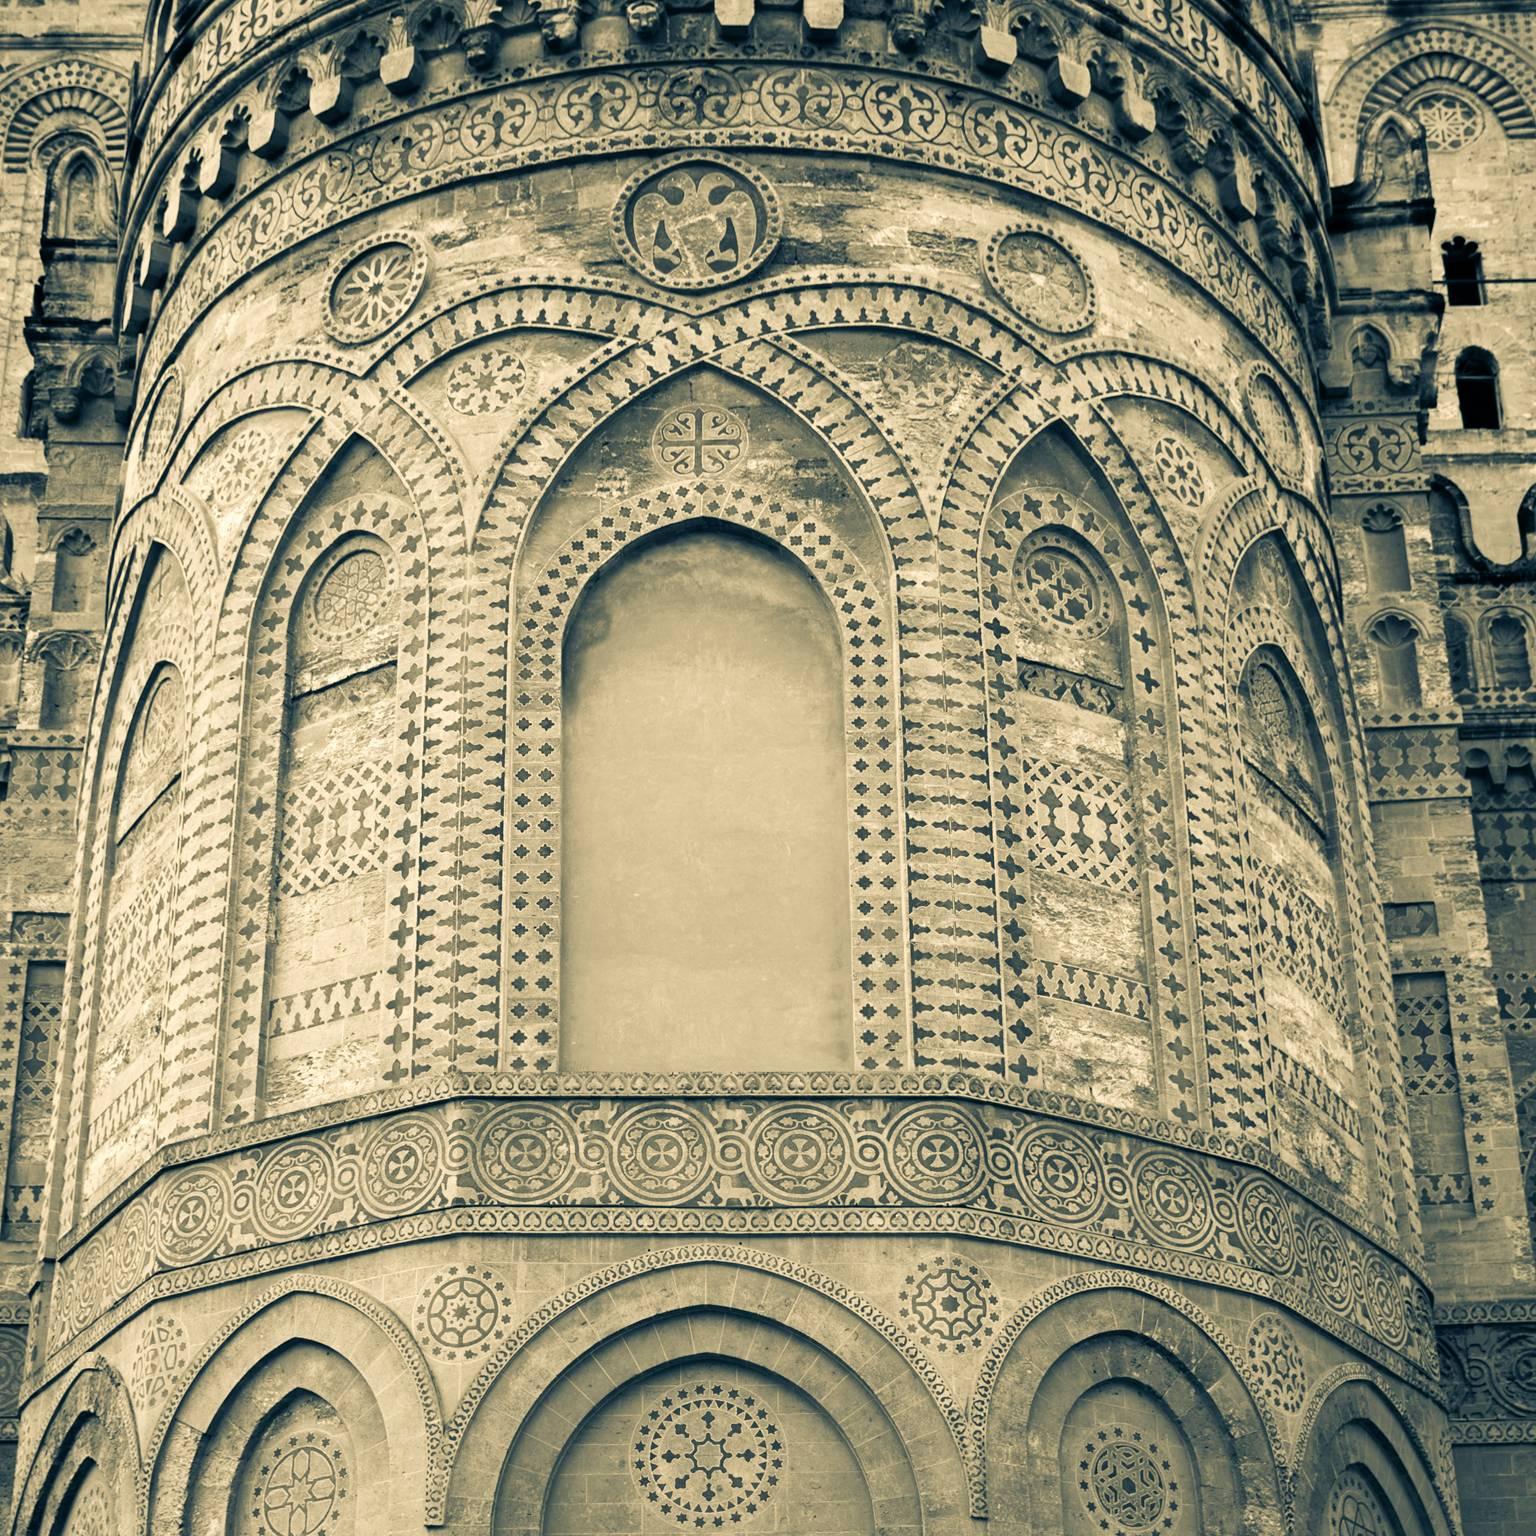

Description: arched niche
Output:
[507,378,905,1073]
[79,546,193,1202]
[1227,534,1373,1205]
[50,527,94,612]
[13,1365,140,1536]
[541,1360,873,1536]
[43,143,111,240]
[985,1288,1279,1536]
[146,1282,440,1533]
[486,1307,930,1536]
[215,467,429,1128]
[261,529,403,1114]
[173,1349,383,1536]
[1294,1380,1450,1536]
[560,520,851,1072]
[979,424,1189,1108]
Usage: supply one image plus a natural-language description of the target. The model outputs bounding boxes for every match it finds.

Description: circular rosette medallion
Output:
[885,1105,985,1203]
[1362,1254,1409,1348]
[472,1103,578,1201]
[1245,1312,1306,1415]
[1304,1216,1355,1315]
[609,1104,715,1203]
[1234,1176,1299,1275]
[1013,1124,1107,1223]
[157,1166,231,1265]
[358,1113,446,1218]
[984,223,1096,333]
[323,232,431,344]
[415,1264,513,1361]
[612,154,782,290]
[747,1104,855,1203]
[254,1140,336,1242]
[633,1382,783,1526]
[1128,1150,1215,1251]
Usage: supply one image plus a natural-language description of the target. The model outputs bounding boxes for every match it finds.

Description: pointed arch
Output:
[146,1281,438,1536]
[977,423,1192,1114]
[507,468,903,1073]
[11,1360,140,1536]
[42,142,111,239]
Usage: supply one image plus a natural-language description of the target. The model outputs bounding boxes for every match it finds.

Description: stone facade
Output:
[0,0,1532,1531]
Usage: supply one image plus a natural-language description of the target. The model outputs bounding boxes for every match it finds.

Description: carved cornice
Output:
[43,1091,1437,1391]
[119,10,1333,375]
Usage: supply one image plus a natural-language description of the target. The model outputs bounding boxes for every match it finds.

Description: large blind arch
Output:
[507,487,905,1074]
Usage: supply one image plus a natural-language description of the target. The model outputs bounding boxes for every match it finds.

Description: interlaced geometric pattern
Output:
[1018,760,1139,890]
[276,759,393,897]
[1394,973,1458,1095]
[1252,857,1343,1003]
[248,1431,348,1535]
[632,1383,784,1527]
[99,861,176,1024]
[898,1255,996,1353]
[1410,90,1483,152]
[1014,541,1111,636]
[1077,1428,1177,1534]
[1327,1470,1385,1536]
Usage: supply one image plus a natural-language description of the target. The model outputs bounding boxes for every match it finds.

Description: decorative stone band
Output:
[1435,1307,1536,1439]
[129,0,1319,253]
[44,1094,1436,1386]
[127,56,1317,392]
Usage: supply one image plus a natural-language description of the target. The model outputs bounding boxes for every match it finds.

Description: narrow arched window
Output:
[1445,611,1475,694]
[37,633,92,728]
[1442,236,1485,307]
[1489,612,1533,689]
[560,522,851,1072]
[1368,614,1422,710]
[50,528,93,612]
[1456,347,1502,429]
[1360,503,1410,591]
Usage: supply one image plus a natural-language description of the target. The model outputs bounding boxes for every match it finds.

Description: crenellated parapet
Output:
[118,0,1337,396]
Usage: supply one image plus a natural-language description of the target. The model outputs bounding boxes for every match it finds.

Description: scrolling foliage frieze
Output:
[48,1095,1434,1382]
[133,60,1312,390]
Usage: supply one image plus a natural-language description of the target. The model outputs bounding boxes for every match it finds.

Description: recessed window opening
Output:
[1455,348,1502,430]
[1441,236,1485,306]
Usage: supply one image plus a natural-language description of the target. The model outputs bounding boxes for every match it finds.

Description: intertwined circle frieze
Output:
[611,1104,714,1203]
[472,1103,578,1199]
[1236,1176,1299,1273]
[633,1383,783,1526]
[1014,1124,1106,1222]
[747,1104,855,1202]
[1130,1150,1215,1250]
[142,370,183,469]
[886,1104,985,1202]
[157,1167,229,1264]
[358,1114,445,1218]
[254,1141,335,1241]
[612,154,782,290]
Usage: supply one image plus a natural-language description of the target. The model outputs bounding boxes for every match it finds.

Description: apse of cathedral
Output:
[0,0,1535,1528]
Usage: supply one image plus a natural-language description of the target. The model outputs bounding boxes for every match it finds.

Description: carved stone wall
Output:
[0,0,1514,1531]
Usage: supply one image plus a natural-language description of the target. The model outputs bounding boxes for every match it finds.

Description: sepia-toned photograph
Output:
[0,0,1531,1529]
